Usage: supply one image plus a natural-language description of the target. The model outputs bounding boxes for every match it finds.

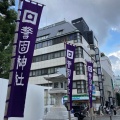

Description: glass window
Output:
[36,43,39,49]
[51,53,54,59]
[54,82,59,88]
[77,89,81,94]
[61,51,64,57]
[41,69,48,75]
[44,54,48,60]
[77,84,81,88]
[75,47,83,58]
[48,53,51,60]
[43,41,48,47]
[48,40,52,46]
[50,68,55,74]
[48,68,51,74]
[32,71,36,76]
[36,56,39,62]
[38,56,42,61]
[61,82,63,88]
[76,80,86,94]
[77,81,80,84]
[54,52,58,58]
[80,63,85,75]
[50,95,55,105]
[36,70,41,76]
[29,71,32,77]
[73,82,76,88]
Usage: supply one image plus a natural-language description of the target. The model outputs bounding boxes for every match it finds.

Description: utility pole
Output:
[4,0,22,120]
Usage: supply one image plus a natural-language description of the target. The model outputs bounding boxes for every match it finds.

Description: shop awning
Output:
[63,94,96,101]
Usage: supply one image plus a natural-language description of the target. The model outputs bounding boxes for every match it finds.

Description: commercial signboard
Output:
[63,95,96,101]
[6,0,43,117]
[66,44,75,110]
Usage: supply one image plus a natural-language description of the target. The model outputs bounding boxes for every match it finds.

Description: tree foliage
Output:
[101,52,105,57]
[0,1,17,79]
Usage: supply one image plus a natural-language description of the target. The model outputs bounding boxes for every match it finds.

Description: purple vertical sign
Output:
[7,0,43,117]
[66,44,75,110]
[87,61,93,108]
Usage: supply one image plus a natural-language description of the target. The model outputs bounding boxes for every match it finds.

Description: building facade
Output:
[29,18,101,105]
[101,55,116,106]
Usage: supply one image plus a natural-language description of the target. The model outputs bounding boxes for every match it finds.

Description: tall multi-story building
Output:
[101,56,115,105]
[29,18,101,106]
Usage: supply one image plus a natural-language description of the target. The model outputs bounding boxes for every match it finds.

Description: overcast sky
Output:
[15,0,120,75]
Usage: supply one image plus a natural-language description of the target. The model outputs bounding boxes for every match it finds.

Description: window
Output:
[43,41,48,47]
[75,47,83,58]
[36,70,41,76]
[75,63,85,75]
[35,42,42,49]
[77,80,86,94]
[29,71,32,77]
[80,63,85,75]
[57,30,63,35]
[32,71,36,76]
[50,95,55,105]
[41,69,48,75]
[61,82,63,88]
[54,82,59,88]
[61,51,64,57]
[73,82,76,88]
[74,33,82,43]
[48,40,52,46]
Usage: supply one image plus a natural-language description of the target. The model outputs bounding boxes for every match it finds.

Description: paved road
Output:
[84,109,120,120]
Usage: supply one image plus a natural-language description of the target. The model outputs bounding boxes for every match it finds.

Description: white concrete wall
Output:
[101,56,113,78]
[0,78,45,120]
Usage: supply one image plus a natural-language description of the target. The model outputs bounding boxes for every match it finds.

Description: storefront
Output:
[63,94,96,106]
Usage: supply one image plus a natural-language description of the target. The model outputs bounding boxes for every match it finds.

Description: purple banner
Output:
[87,61,93,108]
[7,0,43,117]
[66,44,75,110]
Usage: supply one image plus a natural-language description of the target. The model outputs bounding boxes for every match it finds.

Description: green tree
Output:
[0,0,17,79]
[101,52,105,57]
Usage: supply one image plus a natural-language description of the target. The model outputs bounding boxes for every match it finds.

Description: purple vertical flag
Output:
[87,61,93,108]
[7,0,43,117]
[66,44,75,110]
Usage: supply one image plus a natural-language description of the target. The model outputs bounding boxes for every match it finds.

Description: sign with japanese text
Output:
[66,44,75,110]
[87,61,93,108]
[7,0,43,117]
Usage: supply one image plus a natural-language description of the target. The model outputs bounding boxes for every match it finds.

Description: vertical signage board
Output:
[87,61,93,108]
[66,44,75,110]
[7,0,43,117]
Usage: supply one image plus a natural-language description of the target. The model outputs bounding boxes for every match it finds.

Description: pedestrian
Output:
[71,108,74,114]
[99,105,104,116]
[106,107,109,114]
[113,107,117,115]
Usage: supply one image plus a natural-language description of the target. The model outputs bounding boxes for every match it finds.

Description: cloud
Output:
[108,51,120,58]
[108,51,120,75]
[33,0,120,45]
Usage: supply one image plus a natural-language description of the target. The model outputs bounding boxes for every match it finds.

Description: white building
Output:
[101,56,115,103]
[29,18,101,106]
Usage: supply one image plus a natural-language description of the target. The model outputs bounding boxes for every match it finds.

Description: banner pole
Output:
[64,43,71,120]
[4,0,22,120]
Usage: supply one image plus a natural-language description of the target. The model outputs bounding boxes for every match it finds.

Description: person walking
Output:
[113,107,117,115]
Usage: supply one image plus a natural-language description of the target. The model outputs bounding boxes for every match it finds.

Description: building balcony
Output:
[89,49,95,56]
